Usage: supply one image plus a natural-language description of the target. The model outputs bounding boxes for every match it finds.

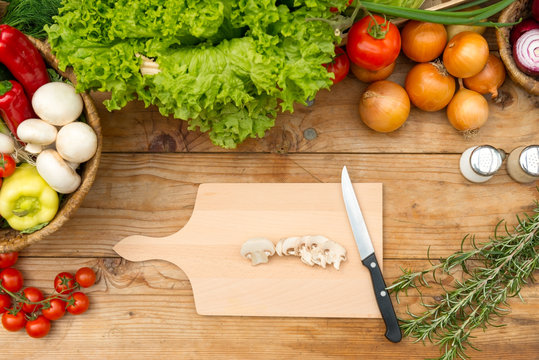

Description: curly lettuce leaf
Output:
[46,0,341,148]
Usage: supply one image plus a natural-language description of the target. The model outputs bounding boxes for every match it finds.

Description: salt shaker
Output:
[459,145,505,183]
[506,145,539,184]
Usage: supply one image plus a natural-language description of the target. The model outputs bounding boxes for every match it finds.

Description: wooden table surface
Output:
[6,28,539,359]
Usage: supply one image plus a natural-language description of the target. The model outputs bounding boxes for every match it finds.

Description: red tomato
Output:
[66,292,89,315]
[2,310,26,332]
[0,267,23,292]
[0,293,11,313]
[0,252,18,268]
[21,287,44,314]
[42,298,66,321]
[54,272,76,294]
[75,267,96,288]
[25,315,51,338]
[323,47,350,84]
[346,14,401,71]
[0,154,15,178]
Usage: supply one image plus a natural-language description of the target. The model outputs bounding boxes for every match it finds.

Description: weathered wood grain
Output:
[20,153,538,260]
[4,257,538,359]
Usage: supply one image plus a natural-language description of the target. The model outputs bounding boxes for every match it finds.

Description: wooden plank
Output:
[4,257,539,359]
[19,153,538,260]
[95,31,538,154]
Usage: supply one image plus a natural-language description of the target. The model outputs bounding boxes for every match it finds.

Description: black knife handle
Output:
[361,253,402,343]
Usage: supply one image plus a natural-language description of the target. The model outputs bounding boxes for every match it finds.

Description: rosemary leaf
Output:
[388,198,539,360]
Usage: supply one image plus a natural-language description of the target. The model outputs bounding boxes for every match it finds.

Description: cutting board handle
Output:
[113,234,176,263]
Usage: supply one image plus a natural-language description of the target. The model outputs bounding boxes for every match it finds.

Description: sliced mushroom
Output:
[318,240,347,270]
[56,122,97,163]
[36,149,81,194]
[240,238,276,266]
[276,235,347,270]
[16,119,57,154]
[275,236,302,256]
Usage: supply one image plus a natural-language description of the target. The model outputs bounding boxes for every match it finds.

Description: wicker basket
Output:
[0,38,102,253]
[496,0,539,95]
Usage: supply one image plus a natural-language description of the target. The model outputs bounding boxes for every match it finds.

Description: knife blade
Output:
[341,166,402,343]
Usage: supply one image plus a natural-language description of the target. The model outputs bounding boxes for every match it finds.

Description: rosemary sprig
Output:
[389,198,539,360]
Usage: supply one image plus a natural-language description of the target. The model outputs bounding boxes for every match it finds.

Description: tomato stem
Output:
[366,12,389,39]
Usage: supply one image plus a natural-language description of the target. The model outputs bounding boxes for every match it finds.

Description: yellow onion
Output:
[350,62,396,83]
[443,31,489,78]
[463,54,506,98]
[447,87,489,132]
[405,61,456,112]
[358,80,410,133]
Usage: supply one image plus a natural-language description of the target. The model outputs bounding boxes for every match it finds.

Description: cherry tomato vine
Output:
[0,252,95,338]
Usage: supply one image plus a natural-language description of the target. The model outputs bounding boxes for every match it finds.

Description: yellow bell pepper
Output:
[0,163,59,231]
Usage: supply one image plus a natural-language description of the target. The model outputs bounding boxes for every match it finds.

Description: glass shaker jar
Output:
[506,145,539,184]
[459,145,505,183]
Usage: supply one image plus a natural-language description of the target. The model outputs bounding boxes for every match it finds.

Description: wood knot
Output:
[149,133,177,152]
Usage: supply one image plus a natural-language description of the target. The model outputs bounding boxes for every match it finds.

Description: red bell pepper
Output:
[0,25,49,100]
[0,80,35,137]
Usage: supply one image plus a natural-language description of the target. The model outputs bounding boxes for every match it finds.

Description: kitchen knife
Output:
[341,166,402,343]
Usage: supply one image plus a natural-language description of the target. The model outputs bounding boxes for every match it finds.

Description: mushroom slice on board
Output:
[240,238,276,266]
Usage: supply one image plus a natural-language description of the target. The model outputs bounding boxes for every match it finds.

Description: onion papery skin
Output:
[401,21,447,62]
[405,62,456,112]
[446,88,489,132]
[358,80,410,133]
[351,62,396,83]
[512,29,539,76]
[443,31,489,78]
[463,54,506,98]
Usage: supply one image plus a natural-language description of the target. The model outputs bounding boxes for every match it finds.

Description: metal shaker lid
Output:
[519,145,539,177]
[470,145,504,176]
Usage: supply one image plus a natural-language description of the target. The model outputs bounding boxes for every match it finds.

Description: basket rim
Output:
[0,37,103,253]
[495,0,539,95]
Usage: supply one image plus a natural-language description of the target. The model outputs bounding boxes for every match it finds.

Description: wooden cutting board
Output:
[113,183,383,318]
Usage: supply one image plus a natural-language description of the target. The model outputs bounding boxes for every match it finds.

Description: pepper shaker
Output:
[459,145,505,183]
[506,145,539,184]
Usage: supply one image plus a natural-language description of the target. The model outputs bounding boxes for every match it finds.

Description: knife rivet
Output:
[380,291,387,297]
[370,262,376,268]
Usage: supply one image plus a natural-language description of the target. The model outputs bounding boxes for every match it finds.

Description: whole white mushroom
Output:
[16,119,58,154]
[32,82,83,126]
[36,149,81,194]
[56,122,97,164]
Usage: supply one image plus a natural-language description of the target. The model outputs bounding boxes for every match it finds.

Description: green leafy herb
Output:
[389,198,539,360]
[1,0,62,39]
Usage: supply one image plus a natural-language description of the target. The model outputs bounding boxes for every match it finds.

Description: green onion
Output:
[360,0,517,26]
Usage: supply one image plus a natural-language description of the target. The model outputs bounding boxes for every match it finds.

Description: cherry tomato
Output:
[0,154,15,178]
[42,298,66,321]
[25,315,51,338]
[66,292,89,315]
[0,267,23,292]
[21,287,44,314]
[2,310,26,332]
[0,252,18,268]
[54,272,76,294]
[346,14,401,71]
[0,293,11,314]
[75,267,96,288]
[323,47,350,84]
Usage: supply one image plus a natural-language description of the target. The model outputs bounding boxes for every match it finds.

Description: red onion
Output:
[510,18,539,45]
[513,28,539,76]
[533,0,539,22]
